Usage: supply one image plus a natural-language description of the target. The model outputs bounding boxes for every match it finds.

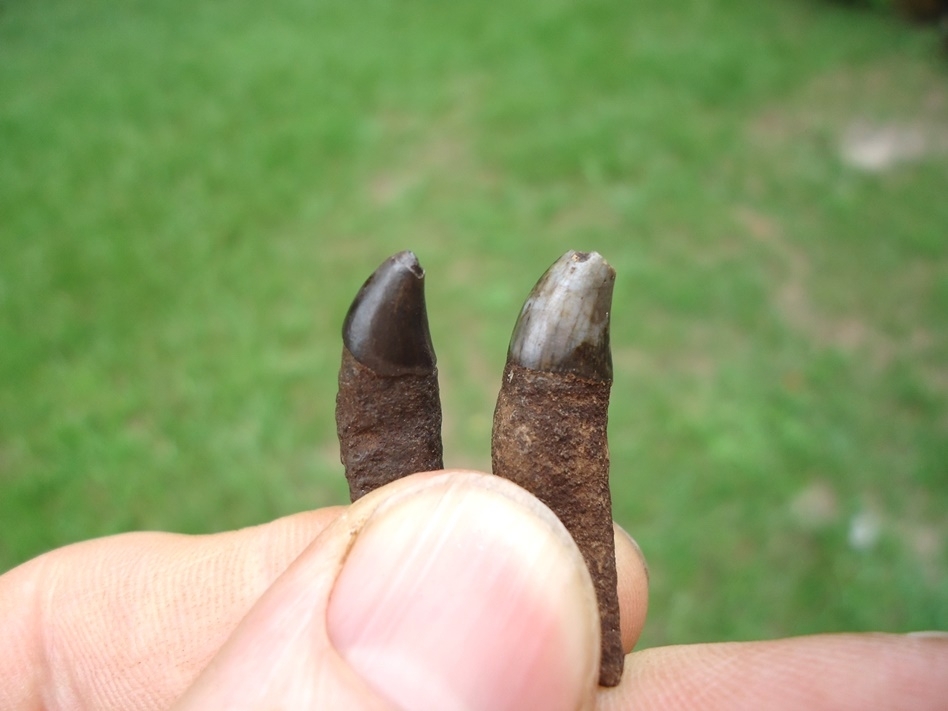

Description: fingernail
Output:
[327,474,599,711]
[615,523,648,583]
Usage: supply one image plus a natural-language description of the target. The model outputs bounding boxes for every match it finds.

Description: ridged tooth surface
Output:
[342,250,436,377]
[507,250,615,380]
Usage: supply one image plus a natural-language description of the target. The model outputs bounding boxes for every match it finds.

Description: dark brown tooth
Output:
[336,251,443,501]
[342,250,437,377]
[491,250,623,687]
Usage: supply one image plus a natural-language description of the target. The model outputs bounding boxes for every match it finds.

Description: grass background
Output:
[2,0,946,647]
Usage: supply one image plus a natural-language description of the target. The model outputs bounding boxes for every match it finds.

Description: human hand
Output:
[1,470,945,710]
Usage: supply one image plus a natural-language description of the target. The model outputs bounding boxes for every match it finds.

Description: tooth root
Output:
[492,250,623,687]
[336,251,443,501]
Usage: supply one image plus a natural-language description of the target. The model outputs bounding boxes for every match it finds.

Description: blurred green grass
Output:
[1,0,946,646]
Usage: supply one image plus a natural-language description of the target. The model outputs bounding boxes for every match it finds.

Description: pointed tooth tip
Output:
[342,251,436,376]
[390,250,425,279]
[561,249,616,281]
[507,250,614,380]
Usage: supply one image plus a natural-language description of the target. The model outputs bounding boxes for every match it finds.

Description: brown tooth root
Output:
[491,250,623,687]
[335,251,443,502]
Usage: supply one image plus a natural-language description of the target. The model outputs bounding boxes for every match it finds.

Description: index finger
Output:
[596,633,948,710]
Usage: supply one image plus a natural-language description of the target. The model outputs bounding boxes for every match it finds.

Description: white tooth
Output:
[508,250,615,377]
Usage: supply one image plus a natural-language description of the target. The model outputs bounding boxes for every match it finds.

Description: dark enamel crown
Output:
[342,251,437,377]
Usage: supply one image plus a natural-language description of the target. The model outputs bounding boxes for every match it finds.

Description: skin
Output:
[0,469,945,711]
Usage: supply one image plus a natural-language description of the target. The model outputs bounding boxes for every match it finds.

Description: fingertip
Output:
[611,634,948,711]
[328,471,602,711]
[614,523,649,653]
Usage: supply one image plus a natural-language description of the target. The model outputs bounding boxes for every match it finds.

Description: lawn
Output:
[1,0,946,648]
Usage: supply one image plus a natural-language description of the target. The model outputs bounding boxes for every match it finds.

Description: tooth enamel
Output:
[507,250,615,380]
[342,250,437,377]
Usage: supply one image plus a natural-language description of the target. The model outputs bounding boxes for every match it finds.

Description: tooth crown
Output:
[342,250,437,377]
[507,250,615,380]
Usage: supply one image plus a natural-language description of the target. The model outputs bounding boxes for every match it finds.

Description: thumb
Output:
[173,471,602,711]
